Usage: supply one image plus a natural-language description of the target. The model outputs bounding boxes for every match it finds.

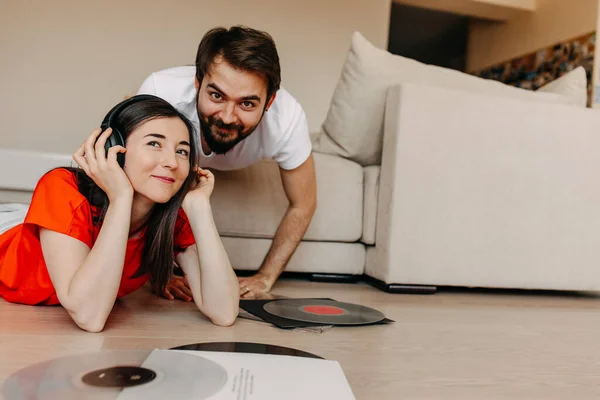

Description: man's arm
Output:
[238,153,317,297]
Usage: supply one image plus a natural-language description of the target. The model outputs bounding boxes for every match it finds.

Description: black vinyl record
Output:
[263,299,386,326]
[240,298,335,329]
[170,342,324,359]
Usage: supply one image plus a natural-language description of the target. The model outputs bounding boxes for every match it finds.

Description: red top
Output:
[0,168,195,305]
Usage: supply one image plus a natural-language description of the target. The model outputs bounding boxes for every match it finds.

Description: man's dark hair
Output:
[195,25,281,101]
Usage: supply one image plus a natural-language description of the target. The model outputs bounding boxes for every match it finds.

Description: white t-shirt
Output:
[136,66,312,171]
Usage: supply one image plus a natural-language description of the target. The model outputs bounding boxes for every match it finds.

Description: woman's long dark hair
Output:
[65,97,199,295]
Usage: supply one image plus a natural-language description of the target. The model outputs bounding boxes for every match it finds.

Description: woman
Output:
[0,95,239,332]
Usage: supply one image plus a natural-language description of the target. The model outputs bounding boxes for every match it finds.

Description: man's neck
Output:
[200,131,212,156]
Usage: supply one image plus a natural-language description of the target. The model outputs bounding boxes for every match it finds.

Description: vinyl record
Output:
[1,350,228,400]
[170,341,324,359]
[263,299,385,325]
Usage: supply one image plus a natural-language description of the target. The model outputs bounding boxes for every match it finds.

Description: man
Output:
[137,26,317,299]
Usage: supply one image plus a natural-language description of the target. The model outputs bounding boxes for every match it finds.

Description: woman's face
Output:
[123,117,191,204]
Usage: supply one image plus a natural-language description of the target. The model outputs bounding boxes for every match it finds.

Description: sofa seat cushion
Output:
[211,152,363,242]
[223,237,365,275]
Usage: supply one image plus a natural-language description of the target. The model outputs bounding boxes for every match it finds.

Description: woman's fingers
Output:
[176,281,193,298]
[84,128,105,172]
[94,128,113,169]
[163,276,193,301]
[106,145,126,167]
[72,147,90,175]
[170,286,192,301]
[172,277,193,298]
[196,168,214,182]
[163,288,175,300]
[84,128,103,154]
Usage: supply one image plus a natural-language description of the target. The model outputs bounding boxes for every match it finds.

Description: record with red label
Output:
[263,299,386,325]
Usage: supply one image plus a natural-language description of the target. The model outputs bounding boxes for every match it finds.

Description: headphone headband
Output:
[98,94,162,168]
[100,94,161,130]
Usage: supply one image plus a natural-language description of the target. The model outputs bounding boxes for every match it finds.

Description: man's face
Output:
[196,56,275,154]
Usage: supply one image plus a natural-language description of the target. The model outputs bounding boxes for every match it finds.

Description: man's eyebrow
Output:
[207,83,261,103]
[207,83,224,94]
[241,95,261,102]
[143,133,190,146]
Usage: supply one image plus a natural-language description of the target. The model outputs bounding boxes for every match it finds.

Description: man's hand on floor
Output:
[162,275,193,302]
[238,273,273,299]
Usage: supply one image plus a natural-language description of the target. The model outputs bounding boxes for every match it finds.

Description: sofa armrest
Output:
[372,83,600,290]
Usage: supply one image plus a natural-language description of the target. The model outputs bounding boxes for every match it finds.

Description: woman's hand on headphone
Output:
[73,128,133,202]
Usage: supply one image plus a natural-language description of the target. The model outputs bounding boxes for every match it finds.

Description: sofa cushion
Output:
[222,237,365,275]
[210,152,363,242]
[361,166,379,245]
[314,31,588,166]
[538,66,589,107]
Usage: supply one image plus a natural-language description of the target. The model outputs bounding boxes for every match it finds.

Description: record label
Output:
[301,305,347,315]
[263,299,385,325]
[81,366,156,388]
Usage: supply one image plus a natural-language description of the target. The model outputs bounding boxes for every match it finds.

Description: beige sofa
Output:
[366,83,600,293]
[3,32,600,294]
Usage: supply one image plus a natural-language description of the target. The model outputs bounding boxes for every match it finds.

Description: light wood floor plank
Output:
[2,280,600,399]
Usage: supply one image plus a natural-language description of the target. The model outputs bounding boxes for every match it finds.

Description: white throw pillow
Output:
[537,66,588,108]
[315,32,588,166]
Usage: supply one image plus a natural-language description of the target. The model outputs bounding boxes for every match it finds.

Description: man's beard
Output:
[199,114,258,155]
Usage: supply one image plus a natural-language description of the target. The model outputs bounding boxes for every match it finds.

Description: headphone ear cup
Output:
[97,94,157,169]
[103,128,126,168]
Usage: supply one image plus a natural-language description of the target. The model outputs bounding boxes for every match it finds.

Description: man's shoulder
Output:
[261,87,305,134]
[270,87,302,114]
[141,66,197,105]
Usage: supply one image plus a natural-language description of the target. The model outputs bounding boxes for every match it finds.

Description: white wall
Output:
[0,0,391,153]
[394,0,535,21]
[467,0,599,71]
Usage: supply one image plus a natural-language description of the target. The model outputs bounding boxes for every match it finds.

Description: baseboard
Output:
[363,275,437,294]
[309,273,360,284]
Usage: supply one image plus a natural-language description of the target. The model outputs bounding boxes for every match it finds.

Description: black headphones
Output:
[100,94,160,168]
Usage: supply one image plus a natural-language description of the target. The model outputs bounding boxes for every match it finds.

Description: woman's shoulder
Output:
[38,167,78,186]
[30,167,90,213]
[24,167,96,248]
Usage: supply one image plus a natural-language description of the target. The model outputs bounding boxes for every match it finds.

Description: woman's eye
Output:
[177,149,189,156]
[147,141,160,147]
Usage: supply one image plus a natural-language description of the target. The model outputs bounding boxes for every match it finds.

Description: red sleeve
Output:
[174,208,195,251]
[24,168,94,248]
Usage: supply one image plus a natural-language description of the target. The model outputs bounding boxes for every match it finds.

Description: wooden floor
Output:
[2,278,600,399]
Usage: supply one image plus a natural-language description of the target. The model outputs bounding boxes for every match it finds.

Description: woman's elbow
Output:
[65,304,107,333]
[78,321,106,333]
[209,309,239,327]
[71,315,106,333]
